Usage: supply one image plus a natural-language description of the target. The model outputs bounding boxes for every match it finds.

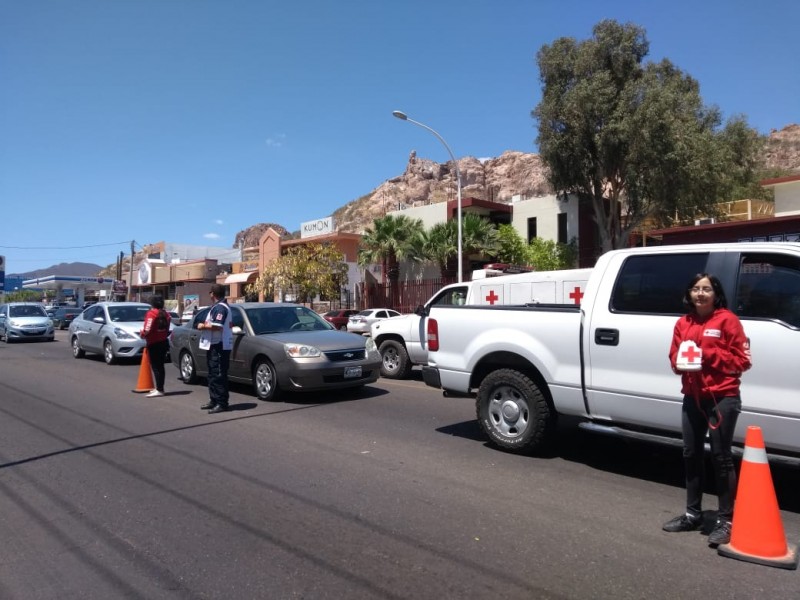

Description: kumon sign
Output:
[300,216,334,239]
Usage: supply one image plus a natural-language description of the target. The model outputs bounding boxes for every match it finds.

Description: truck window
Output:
[736,253,800,328]
[429,285,469,307]
[611,253,709,314]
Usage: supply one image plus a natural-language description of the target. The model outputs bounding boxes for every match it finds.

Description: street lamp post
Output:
[392,110,463,283]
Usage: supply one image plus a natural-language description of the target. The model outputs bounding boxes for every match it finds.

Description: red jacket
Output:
[669,307,751,399]
[141,308,171,345]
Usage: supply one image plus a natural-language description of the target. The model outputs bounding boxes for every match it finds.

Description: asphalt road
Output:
[1,331,798,599]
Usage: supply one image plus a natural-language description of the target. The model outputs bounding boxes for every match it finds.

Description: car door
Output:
[184,307,212,375]
[227,307,250,379]
[584,250,719,432]
[78,305,105,352]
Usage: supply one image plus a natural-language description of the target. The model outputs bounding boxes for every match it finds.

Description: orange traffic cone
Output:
[718,426,798,569]
[132,347,155,393]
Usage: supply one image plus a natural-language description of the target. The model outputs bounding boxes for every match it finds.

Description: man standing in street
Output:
[196,284,232,414]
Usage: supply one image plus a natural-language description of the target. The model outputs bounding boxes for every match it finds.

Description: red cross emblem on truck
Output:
[569,286,584,305]
[485,290,500,305]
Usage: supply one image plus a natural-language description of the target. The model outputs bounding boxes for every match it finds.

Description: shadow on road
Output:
[437,415,800,514]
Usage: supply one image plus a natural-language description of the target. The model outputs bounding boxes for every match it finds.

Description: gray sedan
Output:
[170,303,381,401]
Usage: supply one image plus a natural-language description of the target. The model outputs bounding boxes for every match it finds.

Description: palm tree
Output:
[423,221,458,279]
[458,213,500,280]
[358,214,425,308]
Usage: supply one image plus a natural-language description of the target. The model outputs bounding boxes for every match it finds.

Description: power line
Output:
[0,241,131,250]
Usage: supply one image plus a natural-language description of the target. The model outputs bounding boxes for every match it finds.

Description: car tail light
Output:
[426,318,439,352]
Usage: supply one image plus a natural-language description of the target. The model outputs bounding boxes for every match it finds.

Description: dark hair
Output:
[683,273,727,311]
[210,284,225,299]
[149,294,165,309]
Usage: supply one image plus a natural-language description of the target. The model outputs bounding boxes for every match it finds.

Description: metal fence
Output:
[357,277,457,314]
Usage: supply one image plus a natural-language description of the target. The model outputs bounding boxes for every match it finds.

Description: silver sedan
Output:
[170,303,381,401]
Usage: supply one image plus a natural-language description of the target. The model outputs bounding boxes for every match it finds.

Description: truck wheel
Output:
[476,368,553,453]
[378,340,412,379]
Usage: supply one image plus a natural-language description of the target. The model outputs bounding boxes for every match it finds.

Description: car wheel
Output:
[103,339,117,365]
[339,324,347,331]
[253,358,281,401]
[71,336,85,358]
[379,339,413,379]
[179,350,197,384]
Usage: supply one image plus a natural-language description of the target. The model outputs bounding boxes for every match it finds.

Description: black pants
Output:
[207,343,230,407]
[681,394,741,522]
[148,340,169,393]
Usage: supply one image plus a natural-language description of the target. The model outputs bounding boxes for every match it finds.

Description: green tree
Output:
[422,220,458,279]
[495,224,530,265]
[358,214,426,306]
[526,238,578,271]
[459,213,500,280]
[533,19,765,252]
[248,242,348,304]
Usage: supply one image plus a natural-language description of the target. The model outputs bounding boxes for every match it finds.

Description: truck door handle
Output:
[595,328,619,346]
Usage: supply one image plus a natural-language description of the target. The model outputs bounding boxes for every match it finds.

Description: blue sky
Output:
[2,0,798,274]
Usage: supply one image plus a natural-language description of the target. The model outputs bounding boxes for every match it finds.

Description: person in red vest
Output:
[663,273,751,546]
[141,294,171,398]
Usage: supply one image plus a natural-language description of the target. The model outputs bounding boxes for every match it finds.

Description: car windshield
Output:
[246,306,333,334]
[108,305,149,322]
[9,305,47,318]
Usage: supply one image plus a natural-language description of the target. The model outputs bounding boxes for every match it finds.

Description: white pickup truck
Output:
[371,268,591,379]
[421,243,800,465]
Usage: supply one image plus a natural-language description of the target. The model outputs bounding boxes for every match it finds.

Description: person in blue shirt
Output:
[196,284,233,414]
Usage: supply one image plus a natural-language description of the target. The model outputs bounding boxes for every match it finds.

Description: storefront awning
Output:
[224,271,258,285]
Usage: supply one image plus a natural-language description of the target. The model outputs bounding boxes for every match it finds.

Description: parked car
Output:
[45,306,59,319]
[346,308,401,335]
[52,307,84,330]
[170,302,381,401]
[168,310,180,324]
[69,301,173,364]
[0,302,55,343]
[322,309,359,330]
[180,306,208,325]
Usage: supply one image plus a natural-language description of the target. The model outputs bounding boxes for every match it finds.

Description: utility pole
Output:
[128,240,135,301]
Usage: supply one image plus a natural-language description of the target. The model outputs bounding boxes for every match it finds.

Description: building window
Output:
[527,217,537,243]
[558,213,568,244]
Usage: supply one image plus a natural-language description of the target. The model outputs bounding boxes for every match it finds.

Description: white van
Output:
[371,267,593,378]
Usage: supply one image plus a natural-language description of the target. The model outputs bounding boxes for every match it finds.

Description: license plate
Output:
[344,366,362,378]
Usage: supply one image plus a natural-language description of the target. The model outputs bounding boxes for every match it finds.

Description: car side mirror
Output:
[232,325,244,335]
[93,316,105,324]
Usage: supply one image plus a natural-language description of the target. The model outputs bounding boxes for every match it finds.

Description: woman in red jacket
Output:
[663,273,751,546]
[141,294,171,398]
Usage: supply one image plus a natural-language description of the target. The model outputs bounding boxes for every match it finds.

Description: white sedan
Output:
[346,308,401,335]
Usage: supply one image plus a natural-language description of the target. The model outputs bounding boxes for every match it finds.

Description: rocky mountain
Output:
[235,124,800,243]
[763,124,800,173]
[10,262,104,279]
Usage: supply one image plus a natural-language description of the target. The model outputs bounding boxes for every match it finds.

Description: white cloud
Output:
[203,233,221,240]
[214,219,224,225]
[265,133,287,147]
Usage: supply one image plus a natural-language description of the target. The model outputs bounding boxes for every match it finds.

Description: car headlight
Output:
[113,327,136,340]
[365,337,377,353]
[8,319,20,327]
[284,343,321,358]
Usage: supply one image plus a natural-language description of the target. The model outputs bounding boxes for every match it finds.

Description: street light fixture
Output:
[392,110,463,283]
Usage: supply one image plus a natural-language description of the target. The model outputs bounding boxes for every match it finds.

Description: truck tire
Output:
[378,340,413,379]
[476,368,553,453]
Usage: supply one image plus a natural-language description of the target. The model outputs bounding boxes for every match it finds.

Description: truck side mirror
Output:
[414,304,428,317]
